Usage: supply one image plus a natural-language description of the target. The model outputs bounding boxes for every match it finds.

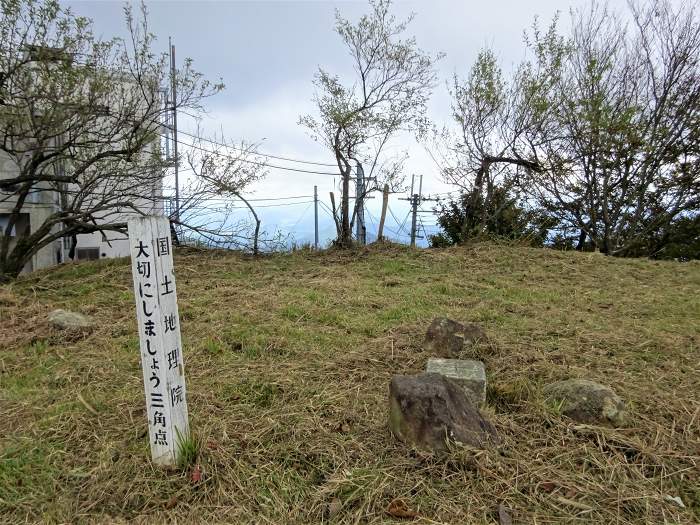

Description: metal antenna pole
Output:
[169,37,179,223]
[314,185,319,249]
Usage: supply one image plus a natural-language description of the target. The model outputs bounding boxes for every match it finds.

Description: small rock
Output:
[423,317,486,357]
[48,309,93,331]
[544,379,626,426]
[389,373,498,451]
[425,358,486,406]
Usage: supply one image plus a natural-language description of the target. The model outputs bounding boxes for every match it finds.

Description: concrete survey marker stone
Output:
[426,358,486,406]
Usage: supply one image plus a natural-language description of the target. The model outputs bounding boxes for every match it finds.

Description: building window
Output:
[76,247,100,261]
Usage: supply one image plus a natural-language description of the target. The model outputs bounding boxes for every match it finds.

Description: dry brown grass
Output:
[1,242,698,524]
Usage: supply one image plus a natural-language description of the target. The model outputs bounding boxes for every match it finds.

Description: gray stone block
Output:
[425,358,486,406]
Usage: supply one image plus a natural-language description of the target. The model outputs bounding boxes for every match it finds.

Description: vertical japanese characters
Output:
[128,216,189,466]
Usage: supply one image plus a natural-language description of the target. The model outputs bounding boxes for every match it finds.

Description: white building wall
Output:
[1,147,165,271]
[0,150,65,273]
[73,191,165,261]
[1,60,167,273]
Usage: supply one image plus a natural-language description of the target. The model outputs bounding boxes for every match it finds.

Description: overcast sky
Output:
[63,0,641,246]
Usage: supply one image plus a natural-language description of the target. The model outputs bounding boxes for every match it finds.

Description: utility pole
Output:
[169,37,179,224]
[314,185,319,249]
[400,174,436,248]
[354,162,366,245]
[410,176,420,247]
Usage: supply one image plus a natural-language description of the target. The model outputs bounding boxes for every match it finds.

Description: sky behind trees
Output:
[62,0,652,246]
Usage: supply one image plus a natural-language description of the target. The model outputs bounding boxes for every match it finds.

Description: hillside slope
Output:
[1,243,699,524]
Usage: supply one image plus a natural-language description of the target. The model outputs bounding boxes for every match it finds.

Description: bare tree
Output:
[300,0,440,247]
[179,133,269,255]
[445,1,700,255]
[0,0,222,281]
[527,0,700,255]
[430,48,544,240]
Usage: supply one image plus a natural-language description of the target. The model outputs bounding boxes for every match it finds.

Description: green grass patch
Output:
[0,243,698,523]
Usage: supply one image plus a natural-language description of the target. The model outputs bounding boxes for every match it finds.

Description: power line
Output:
[384,224,410,238]
[13,186,316,211]
[386,204,412,236]
[216,194,313,203]
[319,200,336,219]
[180,200,315,212]
[387,204,404,230]
[428,190,461,198]
[175,128,337,167]
[365,206,376,233]
[162,191,313,203]
[160,132,340,176]
[289,202,314,231]
[398,210,412,235]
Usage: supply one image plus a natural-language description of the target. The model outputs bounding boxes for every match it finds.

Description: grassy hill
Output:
[1,243,698,524]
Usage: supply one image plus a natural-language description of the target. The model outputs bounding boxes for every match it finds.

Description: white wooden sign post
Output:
[128,216,189,467]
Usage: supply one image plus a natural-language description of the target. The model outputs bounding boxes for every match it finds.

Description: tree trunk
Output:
[0,248,30,282]
[329,192,341,237]
[252,217,261,256]
[601,227,612,255]
[575,229,587,251]
[236,192,260,256]
[169,221,180,248]
[470,161,487,237]
[68,234,78,260]
[340,169,352,247]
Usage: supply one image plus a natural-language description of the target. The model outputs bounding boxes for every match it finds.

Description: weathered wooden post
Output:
[128,215,189,467]
[377,183,389,241]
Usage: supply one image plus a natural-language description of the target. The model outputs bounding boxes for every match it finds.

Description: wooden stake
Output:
[377,184,389,241]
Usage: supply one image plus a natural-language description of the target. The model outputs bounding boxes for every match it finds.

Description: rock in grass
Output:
[48,309,93,331]
[423,317,486,357]
[544,379,626,426]
[425,358,486,406]
[389,373,498,451]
